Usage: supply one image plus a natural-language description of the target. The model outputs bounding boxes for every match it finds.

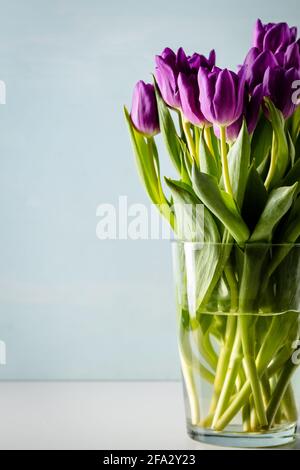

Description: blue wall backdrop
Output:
[0,0,299,379]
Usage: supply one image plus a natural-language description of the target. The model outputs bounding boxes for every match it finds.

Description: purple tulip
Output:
[253,19,297,53]
[130,81,160,137]
[244,48,278,92]
[155,47,216,109]
[282,43,300,69]
[178,73,209,126]
[262,66,300,118]
[198,67,246,127]
[188,49,216,72]
[213,84,263,142]
[155,47,188,108]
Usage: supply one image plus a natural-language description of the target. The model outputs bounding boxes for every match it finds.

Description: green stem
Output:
[239,316,268,427]
[204,261,238,425]
[179,350,200,425]
[204,126,215,158]
[205,316,237,424]
[220,126,233,196]
[281,384,298,423]
[182,119,197,163]
[215,315,293,430]
[238,249,268,428]
[264,132,276,190]
[179,327,200,425]
[212,330,242,428]
[267,359,298,427]
[224,264,239,312]
[194,126,200,162]
[192,328,218,372]
[210,264,241,428]
[146,138,176,230]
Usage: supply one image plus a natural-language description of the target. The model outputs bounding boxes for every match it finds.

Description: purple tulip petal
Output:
[246,84,263,133]
[178,73,208,126]
[131,81,160,136]
[247,50,278,91]
[252,19,265,50]
[213,69,238,125]
[284,43,300,69]
[155,56,180,108]
[198,67,217,123]
[176,47,190,73]
[263,66,300,118]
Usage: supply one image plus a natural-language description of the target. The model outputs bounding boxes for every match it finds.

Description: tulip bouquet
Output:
[125,20,300,444]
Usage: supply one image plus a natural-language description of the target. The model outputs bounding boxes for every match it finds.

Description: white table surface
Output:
[0,381,298,450]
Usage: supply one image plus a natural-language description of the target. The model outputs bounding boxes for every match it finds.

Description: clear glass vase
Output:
[172,242,300,448]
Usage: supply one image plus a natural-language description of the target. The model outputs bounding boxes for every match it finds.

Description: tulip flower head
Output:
[177,50,215,127]
[262,66,300,118]
[198,67,246,127]
[130,81,160,137]
[155,47,216,115]
[213,83,263,142]
[253,19,297,53]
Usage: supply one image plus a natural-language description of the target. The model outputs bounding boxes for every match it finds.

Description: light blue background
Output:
[0,0,299,379]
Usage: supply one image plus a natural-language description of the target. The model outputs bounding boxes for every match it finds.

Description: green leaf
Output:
[288,106,300,144]
[242,164,268,231]
[165,179,218,242]
[251,112,273,168]
[281,158,300,187]
[287,131,296,167]
[153,78,181,173]
[166,179,226,312]
[278,196,300,242]
[296,134,300,161]
[227,120,250,208]
[192,166,250,244]
[250,183,298,242]
[177,136,192,185]
[199,129,219,178]
[262,197,300,282]
[264,98,289,187]
[124,106,161,204]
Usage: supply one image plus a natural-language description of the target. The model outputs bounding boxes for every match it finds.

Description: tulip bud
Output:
[198,67,246,127]
[244,49,278,92]
[253,19,297,54]
[130,81,160,137]
[283,43,300,70]
[155,48,184,109]
[262,66,300,118]
[213,83,263,142]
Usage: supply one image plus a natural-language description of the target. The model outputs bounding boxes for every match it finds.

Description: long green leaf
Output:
[281,158,300,187]
[251,112,273,168]
[288,106,300,144]
[199,129,219,178]
[166,178,223,312]
[124,106,160,204]
[165,178,219,242]
[250,183,298,242]
[264,98,289,187]
[227,120,250,208]
[242,164,268,231]
[192,166,250,244]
